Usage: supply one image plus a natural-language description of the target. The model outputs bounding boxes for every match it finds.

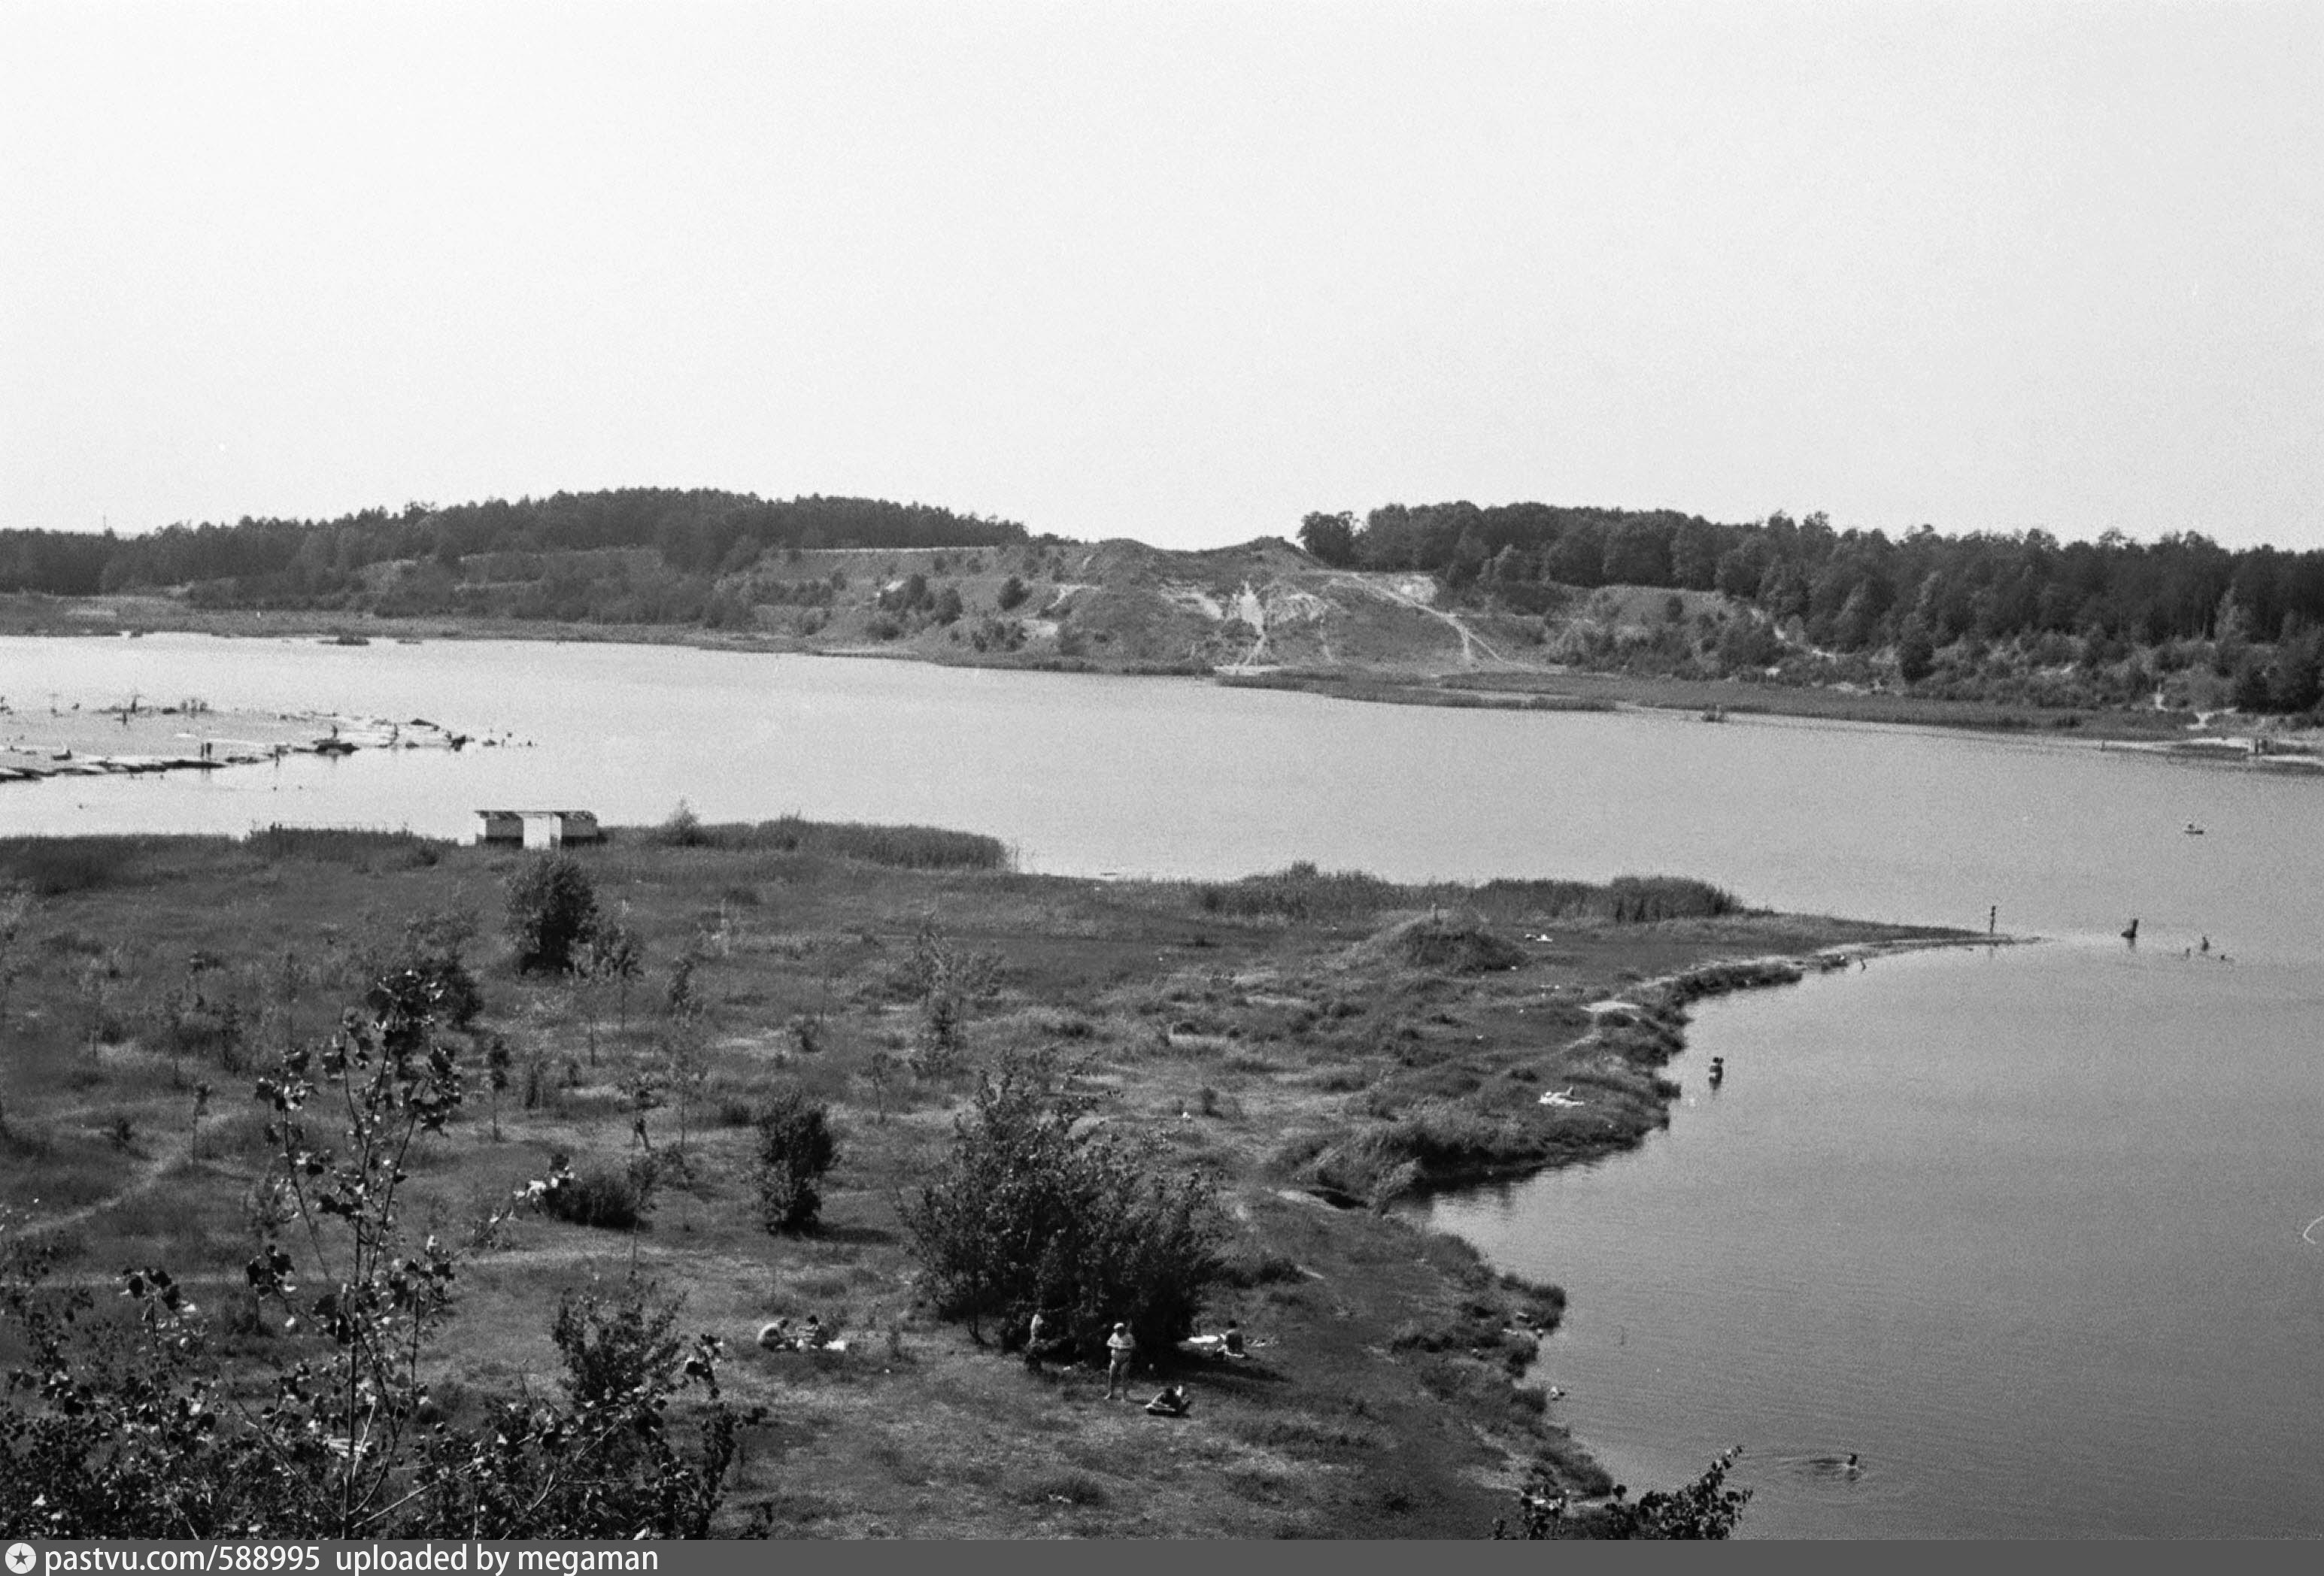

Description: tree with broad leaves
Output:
[905,1050,1225,1359]
[504,853,600,975]
[1297,510,1359,567]
[751,1091,839,1235]
[0,962,751,1538]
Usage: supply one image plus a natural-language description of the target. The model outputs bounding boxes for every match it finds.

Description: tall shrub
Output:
[905,1053,1226,1358]
[505,853,600,974]
[751,1091,839,1235]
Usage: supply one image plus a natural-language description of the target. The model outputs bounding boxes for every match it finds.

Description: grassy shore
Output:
[1226,663,2295,744]
[0,825,1968,1537]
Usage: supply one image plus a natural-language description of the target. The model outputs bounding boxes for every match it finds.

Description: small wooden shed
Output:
[474,809,603,850]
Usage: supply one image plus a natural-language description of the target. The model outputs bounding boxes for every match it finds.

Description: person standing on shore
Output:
[1025,1308,1048,1373]
[1105,1320,1136,1399]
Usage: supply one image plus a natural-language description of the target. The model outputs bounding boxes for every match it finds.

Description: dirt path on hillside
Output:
[1326,574,1511,667]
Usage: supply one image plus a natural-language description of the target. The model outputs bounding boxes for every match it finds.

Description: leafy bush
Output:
[1895,626,1937,684]
[657,799,709,847]
[551,1278,684,1408]
[1600,875,1739,923]
[906,1052,1227,1359]
[383,908,485,1029]
[1497,1448,1752,1540]
[907,918,998,1074]
[504,853,601,974]
[1195,862,1403,922]
[0,968,746,1538]
[752,1091,839,1234]
[405,953,484,1031]
[539,1159,654,1232]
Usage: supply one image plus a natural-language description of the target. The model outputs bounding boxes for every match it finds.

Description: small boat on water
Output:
[2184,821,2206,835]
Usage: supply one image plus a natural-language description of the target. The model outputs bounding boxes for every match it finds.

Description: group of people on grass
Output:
[755,1312,836,1352]
[1019,1310,1248,1417]
[759,1302,1241,1417]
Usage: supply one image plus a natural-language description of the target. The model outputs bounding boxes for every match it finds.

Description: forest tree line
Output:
[1301,502,2324,712]
[1299,502,2324,649]
[0,488,1028,604]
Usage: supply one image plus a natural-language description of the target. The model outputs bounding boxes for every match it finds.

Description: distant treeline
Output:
[1299,503,2324,653]
[0,488,1028,602]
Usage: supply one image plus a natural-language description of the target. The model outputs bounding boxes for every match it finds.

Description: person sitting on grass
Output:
[1221,1320,1246,1357]
[1144,1384,1190,1417]
[756,1317,796,1352]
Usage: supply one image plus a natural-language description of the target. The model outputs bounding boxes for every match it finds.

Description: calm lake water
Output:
[3,632,2319,1536]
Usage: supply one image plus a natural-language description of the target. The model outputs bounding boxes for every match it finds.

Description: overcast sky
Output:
[4,1,2319,551]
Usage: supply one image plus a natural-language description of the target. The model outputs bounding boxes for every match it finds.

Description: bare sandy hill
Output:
[726,535,1537,674]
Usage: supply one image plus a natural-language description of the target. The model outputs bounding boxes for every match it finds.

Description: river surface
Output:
[2,632,2319,1536]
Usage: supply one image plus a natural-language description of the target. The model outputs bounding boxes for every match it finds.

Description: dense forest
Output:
[1301,503,2324,714]
[0,489,1027,614]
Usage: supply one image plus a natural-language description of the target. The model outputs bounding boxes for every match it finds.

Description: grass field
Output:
[0,823,1962,1537]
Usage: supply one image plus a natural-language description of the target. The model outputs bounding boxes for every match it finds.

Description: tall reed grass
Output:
[240,825,446,868]
[644,814,1009,870]
[1193,863,1743,925]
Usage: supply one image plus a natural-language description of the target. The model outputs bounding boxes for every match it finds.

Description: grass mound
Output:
[1344,912,1526,975]
[1297,1100,1542,1205]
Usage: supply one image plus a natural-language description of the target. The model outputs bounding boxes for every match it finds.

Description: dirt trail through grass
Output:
[12,1105,195,1235]
[1327,573,1512,667]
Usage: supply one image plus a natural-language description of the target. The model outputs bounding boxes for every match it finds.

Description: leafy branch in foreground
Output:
[1493,1447,1752,1540]
[0,962,752,1538]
